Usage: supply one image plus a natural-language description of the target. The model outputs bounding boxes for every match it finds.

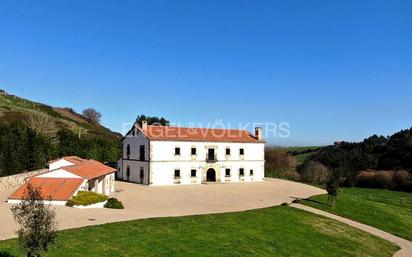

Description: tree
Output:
[136,115,169,126]
[265,147,299,180]
[11,183,57,257]
[326,175,339,207]
[299,161,329,184]
[82,108,101,124]
[26,112,58,140]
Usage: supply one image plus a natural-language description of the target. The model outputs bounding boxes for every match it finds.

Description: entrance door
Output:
[206,168,216,182]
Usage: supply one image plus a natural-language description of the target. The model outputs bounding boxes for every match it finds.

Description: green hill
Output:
[0,92,121,141]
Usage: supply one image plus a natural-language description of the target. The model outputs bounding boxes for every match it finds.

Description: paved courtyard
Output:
[0,178,325,240]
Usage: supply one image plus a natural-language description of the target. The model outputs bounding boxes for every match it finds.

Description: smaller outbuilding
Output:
[8,156,116,205]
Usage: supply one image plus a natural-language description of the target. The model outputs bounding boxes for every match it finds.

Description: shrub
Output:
[299,161,329,184]
[104,198,124,209]
[265,147,299,180]
[66,191,108,207]
[292,199,300,203]
[355,170,412,191]
[280,202,289,206]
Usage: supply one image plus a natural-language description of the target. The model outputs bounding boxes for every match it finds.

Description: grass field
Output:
[0,206,399,257]
[285,146,322,164]
[301,187,412,241]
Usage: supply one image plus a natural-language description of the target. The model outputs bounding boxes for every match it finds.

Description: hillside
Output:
[0,92,121,141]
[286,146,322,164]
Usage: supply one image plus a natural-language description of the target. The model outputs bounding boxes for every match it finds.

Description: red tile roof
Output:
[9,177,83,201]
[142,125,263,143]
[47,156,86,165]
[63,160,116,180]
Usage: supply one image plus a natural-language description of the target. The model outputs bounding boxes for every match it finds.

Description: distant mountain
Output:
[0,91,121,141]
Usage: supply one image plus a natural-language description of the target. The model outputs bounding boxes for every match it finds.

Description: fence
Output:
[0,169,48,190]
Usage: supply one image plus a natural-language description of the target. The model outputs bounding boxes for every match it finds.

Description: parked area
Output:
[0,178,324,240]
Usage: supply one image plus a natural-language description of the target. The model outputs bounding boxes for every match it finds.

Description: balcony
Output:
[206,153,217,163]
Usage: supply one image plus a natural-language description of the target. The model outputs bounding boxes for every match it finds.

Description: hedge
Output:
[66,191,108,207]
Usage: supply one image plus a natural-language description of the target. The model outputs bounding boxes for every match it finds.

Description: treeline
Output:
[306,129,412,191]
[265,127,412,192]
[0,122,121,177]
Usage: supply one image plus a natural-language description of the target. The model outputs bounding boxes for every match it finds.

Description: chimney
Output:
[141,120,148,131]
[255,127,263,141]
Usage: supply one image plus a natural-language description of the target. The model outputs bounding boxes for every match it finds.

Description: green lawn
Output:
[300,187,412,241]
[0,206,399,257]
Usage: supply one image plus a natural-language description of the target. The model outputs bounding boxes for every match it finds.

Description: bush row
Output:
[355,170,412,192]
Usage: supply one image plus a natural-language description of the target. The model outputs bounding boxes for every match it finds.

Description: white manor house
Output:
[118,121,265,186]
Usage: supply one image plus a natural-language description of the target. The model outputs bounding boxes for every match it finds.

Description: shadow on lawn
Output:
[0,251,16,257]
[290,196,328,206]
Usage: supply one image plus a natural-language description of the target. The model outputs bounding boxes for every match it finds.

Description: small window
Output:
[126,144,131,159]
[239,148,244,155]
[250,169,254,176]
[132,129,135,137]
[126,166,130,180]
[226,148,231,155]
[239,168,244,176]
[140,167,144,179]
[174,169,180,178]
[139,145,145,161]
[191,169,197,177]
[175,147,181,155]
[225,168,231,177]
[191,147,196,155]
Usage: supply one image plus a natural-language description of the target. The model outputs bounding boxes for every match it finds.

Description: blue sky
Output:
[1,0,411,146]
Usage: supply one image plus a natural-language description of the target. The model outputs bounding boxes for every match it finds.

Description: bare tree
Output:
[265,147,299,180]
[82,108,101,124]
[26,112,58,139]
[11,184,57,257]
[299,161,329,184]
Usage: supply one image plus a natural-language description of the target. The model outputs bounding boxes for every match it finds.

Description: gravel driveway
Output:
[0,178,325,240]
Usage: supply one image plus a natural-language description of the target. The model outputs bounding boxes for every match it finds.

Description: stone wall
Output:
[0,169,48,190]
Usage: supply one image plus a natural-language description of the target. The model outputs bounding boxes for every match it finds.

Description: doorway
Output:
[206,168,216,182]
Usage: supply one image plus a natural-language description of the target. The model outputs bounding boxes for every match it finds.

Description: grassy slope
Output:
[285,146,322,164]
[0,94,120,141]
[0,206,399,257]
[301,187,412,241]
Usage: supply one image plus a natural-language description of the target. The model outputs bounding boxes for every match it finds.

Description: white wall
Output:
[120,129,150,184]
[149,141,264,186]
[49,159,75,171]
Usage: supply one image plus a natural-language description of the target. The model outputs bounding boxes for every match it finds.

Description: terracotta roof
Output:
[48,156,86,165]
[9,177,83,201]
[142,125,263,143]
[63,160,116,180]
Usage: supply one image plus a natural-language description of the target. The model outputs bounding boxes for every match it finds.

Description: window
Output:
[225,168,231,177]
[139,145,145,161]
[132,129,135,137]
[226,148,231,155]
[175,147,181,155]
[239,148,244,155]
[126,166,130,180]
[126,144,131,159]
[250,169,254,176]
[239,168,244,176]
[191,147,196,155]
[191,169,197,177]
[174,169,180,178]
[140,167,144,180]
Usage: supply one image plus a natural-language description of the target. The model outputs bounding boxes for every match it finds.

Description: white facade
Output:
[119,126,265,186]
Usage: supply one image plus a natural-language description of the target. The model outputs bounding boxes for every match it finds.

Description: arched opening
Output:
[206,168,216,182]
